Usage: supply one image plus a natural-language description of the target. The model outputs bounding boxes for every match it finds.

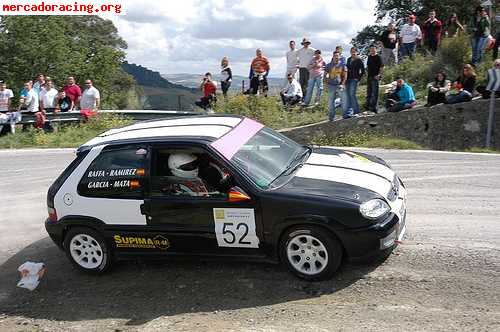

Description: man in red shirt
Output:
[250,48,270,95]
[423,10,442,54]
[63,76,82,111]
[195,73,217,112]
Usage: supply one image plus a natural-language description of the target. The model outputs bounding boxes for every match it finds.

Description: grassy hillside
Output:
[122,63,201,110]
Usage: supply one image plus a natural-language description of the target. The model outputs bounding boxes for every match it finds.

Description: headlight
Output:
[360,199,390,220]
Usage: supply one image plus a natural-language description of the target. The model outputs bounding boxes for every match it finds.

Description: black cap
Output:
[0,80,4,84]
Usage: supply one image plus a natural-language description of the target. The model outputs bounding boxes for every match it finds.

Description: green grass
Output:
[0,114,133,149]
[312,132,424,150]
[464,147,500,154]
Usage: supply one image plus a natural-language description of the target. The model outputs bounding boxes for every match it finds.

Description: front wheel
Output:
[280,226,342,281]
[63,227,112,274]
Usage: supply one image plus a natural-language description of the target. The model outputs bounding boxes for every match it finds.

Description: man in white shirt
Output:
[0,81,14,112]
[23,81,39,113]
[297,38,316,100]
[80,79,101,111]
[399,14,422,60]
[280,73,303,107]
[286,40,299,80]
[39,78,58,112]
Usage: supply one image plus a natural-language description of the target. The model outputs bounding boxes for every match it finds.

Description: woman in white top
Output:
[220,57,232,98]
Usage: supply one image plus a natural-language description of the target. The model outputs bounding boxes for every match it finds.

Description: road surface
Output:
[0,148,499,331]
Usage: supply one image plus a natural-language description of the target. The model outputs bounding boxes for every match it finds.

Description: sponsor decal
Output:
[86,168,145,178]
[87,180,141,190]
[113,235,170,250]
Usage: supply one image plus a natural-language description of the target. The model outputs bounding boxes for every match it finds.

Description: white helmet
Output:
[168,153,199,178]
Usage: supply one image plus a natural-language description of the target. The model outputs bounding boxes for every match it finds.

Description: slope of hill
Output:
[122,63,200,110]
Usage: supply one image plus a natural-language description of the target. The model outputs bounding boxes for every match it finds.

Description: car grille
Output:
[387,176,400,202]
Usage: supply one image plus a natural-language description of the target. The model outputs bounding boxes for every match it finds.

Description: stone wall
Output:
[279,99,500,151]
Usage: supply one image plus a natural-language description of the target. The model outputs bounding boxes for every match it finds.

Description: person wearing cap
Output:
[303,49,325,106]
[423,10,442,54]
[399,14,422,60]
[285,40,299,82]
[297,38,316,100]
[468,6,490,65]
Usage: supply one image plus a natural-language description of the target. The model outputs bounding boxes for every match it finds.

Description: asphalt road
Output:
[0,148,499,331]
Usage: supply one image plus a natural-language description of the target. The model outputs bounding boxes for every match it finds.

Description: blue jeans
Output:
[366,77,380,112]
[328,84,343,121]
[471,36,488,64]
[446,91,472,104]
[401,42,416,60]
[304,75,323,105]
[343,79,359,118]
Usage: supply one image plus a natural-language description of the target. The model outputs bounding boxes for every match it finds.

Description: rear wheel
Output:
[63,227,112,274]
[280,226,342,281]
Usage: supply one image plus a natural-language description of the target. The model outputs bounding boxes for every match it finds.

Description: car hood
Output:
[290,147,395,200]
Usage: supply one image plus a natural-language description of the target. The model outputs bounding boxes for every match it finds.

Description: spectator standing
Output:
[400,15,422,60]
[493,12,500,60]
[423,10,442,54]
[80,79,101,119]
[63,76,82,111]
[195,72,217,111]
[468,6,490,65]
[335,45,347,66]
[386,78,417,112]
[280,73,302,107]
[249,49,270,95]
[32,73,45,96]
[425,71,451,106]
[343,47,365,118]
[446,64,477,104]
[444,13,464,38]
[39,78,58,113]
[477,59,500,98]
[220,57,232,98]
[297,38,315,99]
[23,81,39,113]
[303,50,325,106]
[366,45,384,113]
[0,81,19,134]
[325,51,347,121]
[57,91,72,113]
[285,40,299,80]
[0,80,14,113]
[379,23,398,65]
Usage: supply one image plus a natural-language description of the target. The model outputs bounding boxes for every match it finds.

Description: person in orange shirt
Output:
[249,48,270,95]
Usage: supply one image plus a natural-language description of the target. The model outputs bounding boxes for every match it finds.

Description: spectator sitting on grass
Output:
[303,49,325,106]
[476,59,500,99]
[385,77,417,112]
[280,73,302,107]
[425,71,451,106]
[195,72,217,112]
[445,64,476,104]
[57,91,72,113]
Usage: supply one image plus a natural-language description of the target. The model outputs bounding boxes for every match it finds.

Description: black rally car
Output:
[46,115,406,280]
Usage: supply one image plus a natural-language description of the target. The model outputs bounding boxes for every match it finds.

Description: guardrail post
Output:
[242,80,245,94]
[177,95,182,111]
[486,93,495,148]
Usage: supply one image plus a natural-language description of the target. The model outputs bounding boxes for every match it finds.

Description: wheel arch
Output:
[58,215,106,248]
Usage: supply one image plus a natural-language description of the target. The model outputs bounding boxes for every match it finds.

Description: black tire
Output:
[63,227,112,274]
[280,225,342,281]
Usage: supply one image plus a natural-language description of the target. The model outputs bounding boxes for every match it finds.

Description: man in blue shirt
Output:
[385,77,417,112]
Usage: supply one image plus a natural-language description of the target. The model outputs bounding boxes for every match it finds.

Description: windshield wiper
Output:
[268,146,312,187]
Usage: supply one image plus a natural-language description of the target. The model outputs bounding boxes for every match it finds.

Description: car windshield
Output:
[230,127,306,189]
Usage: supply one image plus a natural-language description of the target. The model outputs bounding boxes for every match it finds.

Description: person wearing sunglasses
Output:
[445,64,477,104]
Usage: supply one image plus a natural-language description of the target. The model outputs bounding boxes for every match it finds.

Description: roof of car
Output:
[79,115,245,151]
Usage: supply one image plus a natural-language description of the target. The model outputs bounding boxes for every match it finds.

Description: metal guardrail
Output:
[17,109,204,125]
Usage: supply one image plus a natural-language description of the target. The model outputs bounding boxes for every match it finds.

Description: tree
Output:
[0,16,138,109]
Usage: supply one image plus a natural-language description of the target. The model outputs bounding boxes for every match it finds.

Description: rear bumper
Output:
[45,218,65,250]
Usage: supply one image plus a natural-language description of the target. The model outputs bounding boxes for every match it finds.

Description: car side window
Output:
[151,148,232,199]
[78,146,148,199]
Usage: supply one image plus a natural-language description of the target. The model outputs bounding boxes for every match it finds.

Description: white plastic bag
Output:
[17,262,47,291]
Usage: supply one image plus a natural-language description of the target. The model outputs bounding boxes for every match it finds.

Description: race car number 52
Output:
[213,208,259,248]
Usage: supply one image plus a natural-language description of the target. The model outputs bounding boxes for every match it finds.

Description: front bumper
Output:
[339,185,407,262]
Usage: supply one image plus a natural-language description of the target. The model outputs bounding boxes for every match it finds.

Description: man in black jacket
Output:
[366,45,384,113]
[343,47,365,118]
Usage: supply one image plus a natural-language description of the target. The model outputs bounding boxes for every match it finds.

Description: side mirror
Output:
[228,187,251,202]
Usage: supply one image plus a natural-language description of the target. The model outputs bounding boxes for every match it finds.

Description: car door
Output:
[143,143,266,257]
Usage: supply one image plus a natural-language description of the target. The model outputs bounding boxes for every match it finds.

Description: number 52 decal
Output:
[213,208,259,248]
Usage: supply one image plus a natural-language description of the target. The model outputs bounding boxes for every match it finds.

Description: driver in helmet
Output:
[167,153,230,197]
